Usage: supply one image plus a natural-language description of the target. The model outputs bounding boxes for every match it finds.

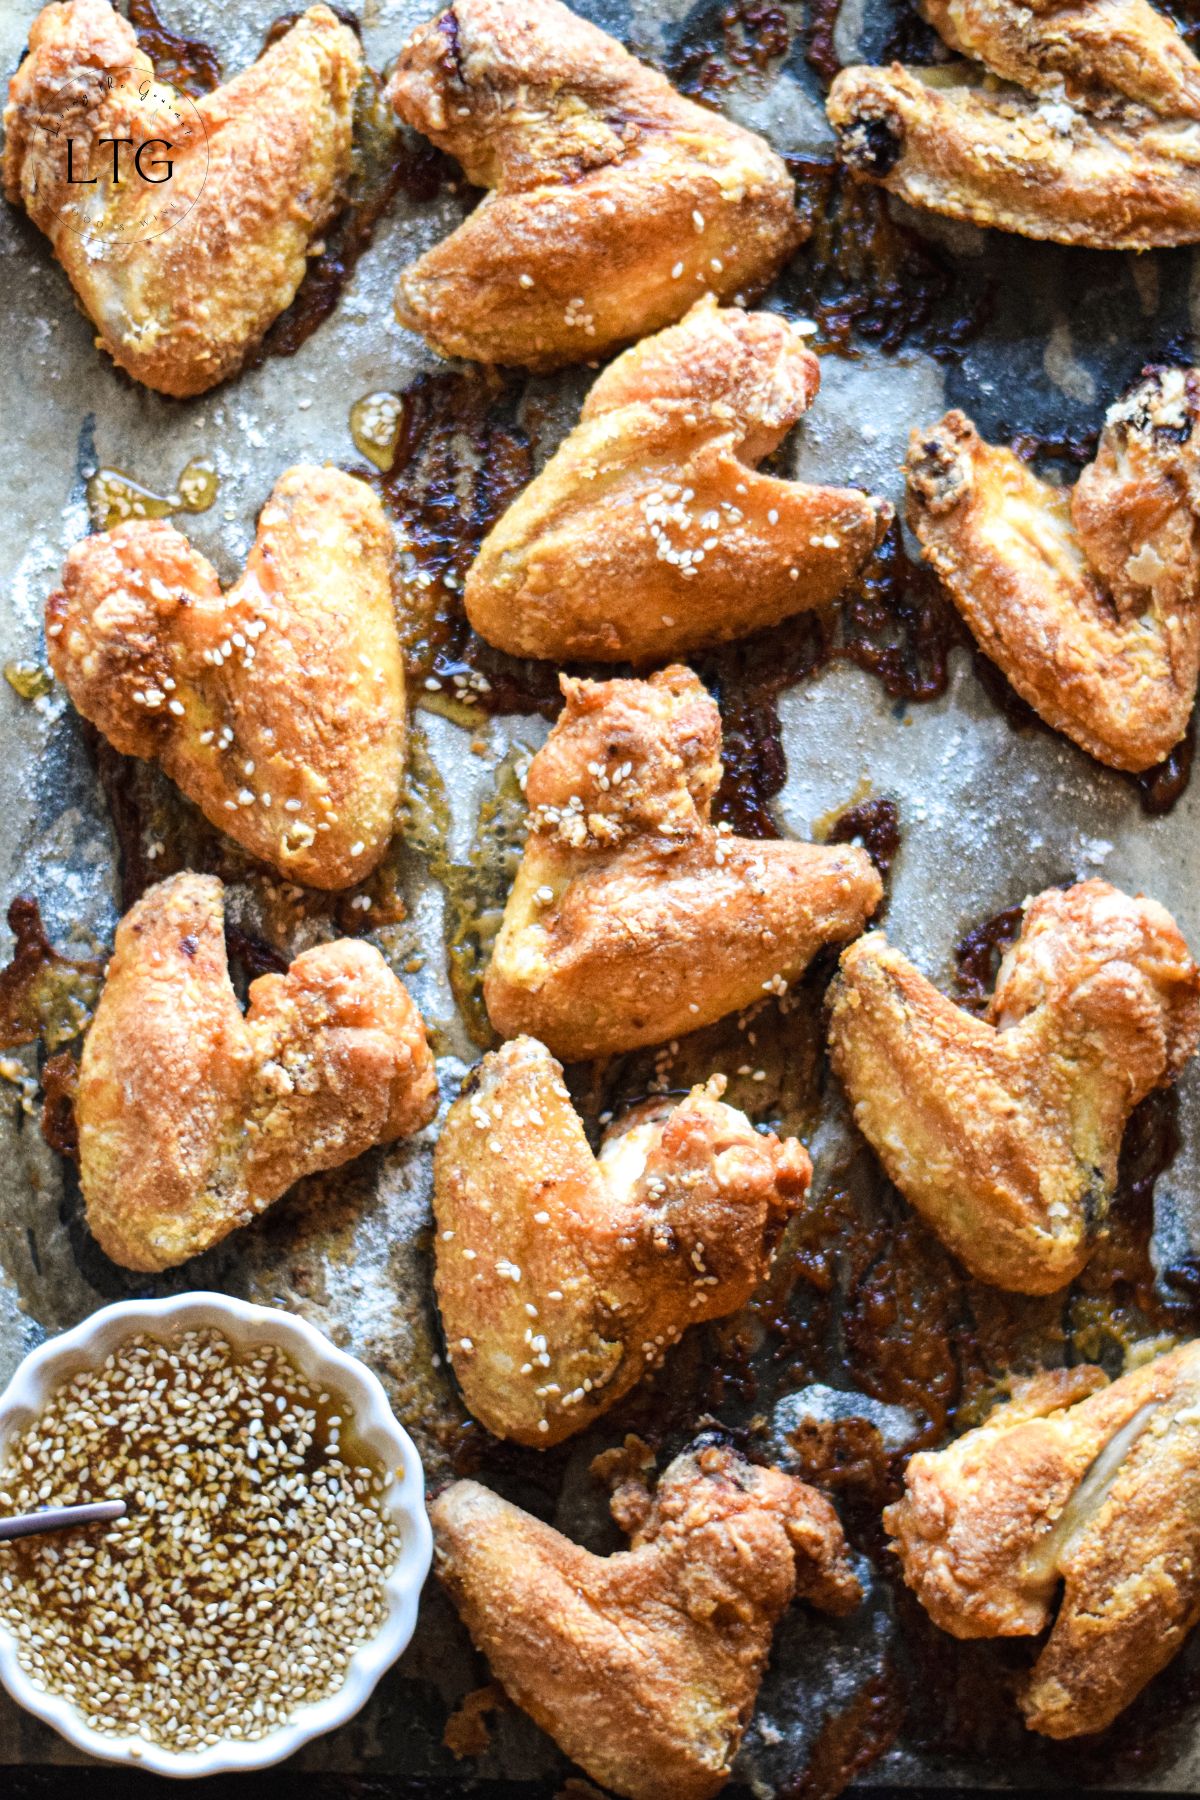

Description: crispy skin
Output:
[77,872,437,1272]
[827,4,1200,252]
[47,465,405,891]
[923,0,1200,117]
[435,1037,811,1445]
[828,880,1200,1294]
[3,0,360,396]
[886,1340,1200,1737]
[485,667,882,1060]
[386,0,801,369]
[431,1439,860,1800]
[906,369,1200,772]
[464,298,890,663]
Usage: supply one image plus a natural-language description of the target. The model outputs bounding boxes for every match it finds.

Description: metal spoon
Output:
[0,1500,127,1543]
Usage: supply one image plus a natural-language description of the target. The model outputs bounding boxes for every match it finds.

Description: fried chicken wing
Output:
[827,0,1200,248]
[386,0,801,369]
[431,1437,860,1800]
[435,1036,810,1445]
[485,667,883,1060]
[464,298,890,663]
[886,1339,1200,1737]
[4,0,360,395]
[906,368,1200,772]
[827,880,1200,1294]
[77,871,437,1271]
[47,465,405,891]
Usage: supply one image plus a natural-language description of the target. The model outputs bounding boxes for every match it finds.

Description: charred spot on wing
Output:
[907,433,969,516]
[839,113,903,177]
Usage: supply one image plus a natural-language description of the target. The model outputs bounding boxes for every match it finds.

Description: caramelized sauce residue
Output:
[704,522,958,837]
[953,900,1024,1015]
[260,58,459,363]
[40,1049,80,1161]
[785,157,993,359]
[358,371,564,719]
[0,898,101,1053]
[667,0,792,97]
[127,0,221,96]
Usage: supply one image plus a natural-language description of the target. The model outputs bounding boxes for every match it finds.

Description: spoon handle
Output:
[0,1500,127,1542]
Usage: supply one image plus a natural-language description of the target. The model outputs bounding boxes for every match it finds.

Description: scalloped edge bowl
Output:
[0,1290,432,1777]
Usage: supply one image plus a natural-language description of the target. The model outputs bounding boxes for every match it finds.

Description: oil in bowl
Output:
[0,1325,406,1755]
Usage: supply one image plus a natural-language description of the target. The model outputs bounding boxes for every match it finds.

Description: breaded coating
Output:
[827,0,1200,248]
[485,667,882,1060]
[47,465,405,892]
[435,1036,811,1445]
[431,1437,860,1800]
[828,880,1200,1294]
[887,1340,1200,1738]
[386,0,801,369]
[906,367,1200,772]
[77,872,437,1272]
[3,0,360,396]
[464,298,890,663]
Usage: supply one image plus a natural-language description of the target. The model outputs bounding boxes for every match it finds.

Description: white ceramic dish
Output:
[0,1290,433,1777]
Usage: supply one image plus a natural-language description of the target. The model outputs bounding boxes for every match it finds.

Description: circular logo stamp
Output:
[27,68,209,249]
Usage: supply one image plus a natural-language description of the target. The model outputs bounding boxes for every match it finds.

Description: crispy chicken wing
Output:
[4,0,360,396]
[827,880,1200,1294]
[464,298,890,663]
[77,871,437,1271]
[906,368,1200,772]
[485,667,883,1060]
[887,1339,1200,1737]
[431,1436,860,1800]
[827,0,1200,247]
[386,0,801,369]
[47,465,405,891]
[435,1036,811,1445]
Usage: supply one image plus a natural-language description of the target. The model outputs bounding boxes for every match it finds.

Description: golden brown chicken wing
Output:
[435,1036,810,1445]
[77,871,437,1271]
[3,0,360,396]
[906,368,1200,772]
[47,465,405,891]
[826,0,1200,248]
[485,667,883,1060]
[827,880,1200,1294]
[431,1436,860,1800]
[386,0,801,369]
[464,298,890,663]
[887,1339,1200,1737]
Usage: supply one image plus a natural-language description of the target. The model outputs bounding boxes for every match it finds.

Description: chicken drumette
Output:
[465,297,890,664]
[485,667,883,1060]
[827,880,1200,1293]
[387,0,801,369]
[4,0,361,395]
[48,465,405,891]
[432,1436,860,1800]
[906,367,1200,773]
[435,1036,811,1445]
[828,0,1200,248]
[77,872,437,1271]
[888,1339,1200,1737]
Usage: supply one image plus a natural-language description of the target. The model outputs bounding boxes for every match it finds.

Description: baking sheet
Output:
[2,0,1200,1786]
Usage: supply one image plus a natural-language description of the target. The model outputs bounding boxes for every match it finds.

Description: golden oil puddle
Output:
[86,459,219,532]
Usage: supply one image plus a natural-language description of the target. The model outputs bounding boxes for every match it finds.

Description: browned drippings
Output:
[804,0,846,87]
[786,158,993,359]
[823,797,901,886]
[782,1661,905,1800]
[0,898,101,1053]
[953,901,1025,1016]
[40,1050,80,1161]
[126,0,221,96]
[259,64,460,364]
[666,0,792,98]
[703,522,959,837]
[358,371,565,719]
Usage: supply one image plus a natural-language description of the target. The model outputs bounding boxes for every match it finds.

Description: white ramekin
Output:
[0,1290,432,1777]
